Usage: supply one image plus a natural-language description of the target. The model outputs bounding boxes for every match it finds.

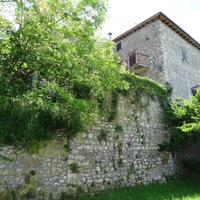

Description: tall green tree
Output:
[161,90,200,152]
[0,0,126,145]
[170,90,200,134]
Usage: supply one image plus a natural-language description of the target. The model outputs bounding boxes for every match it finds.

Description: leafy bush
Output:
[160,90,200,152]
[122,73,168,99]
[115,125,124,133]
[0,0,126,147]
[159,90,200,175]
[0,82,92,145]
[68,162,80,173]
[0,0,170,148]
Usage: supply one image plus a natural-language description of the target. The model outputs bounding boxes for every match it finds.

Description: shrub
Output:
[115,125,124,133]
[68,162,80,173]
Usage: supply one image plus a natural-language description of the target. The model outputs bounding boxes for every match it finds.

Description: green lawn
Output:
[75,178,200,200]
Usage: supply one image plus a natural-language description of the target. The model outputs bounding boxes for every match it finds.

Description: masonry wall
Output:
[115,21,200,99]
[0,94,174,199]
[159,22,200,99]
[115,21,165,84]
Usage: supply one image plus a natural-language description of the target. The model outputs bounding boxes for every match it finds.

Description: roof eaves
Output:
[113,12,200,50]
[113,12,161,42]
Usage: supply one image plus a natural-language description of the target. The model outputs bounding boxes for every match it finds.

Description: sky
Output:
[1,0,199,42]
[100,0,200,42]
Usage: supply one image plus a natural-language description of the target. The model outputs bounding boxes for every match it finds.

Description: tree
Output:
[170,90,200,134]
[0,0,126,145]
[162,90,200,174]
[160,89,200,152]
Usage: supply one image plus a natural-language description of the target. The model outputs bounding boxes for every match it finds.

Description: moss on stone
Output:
[118,158,124,167]
[114,125,124,133]
[98,129,109,143]
[68,162,80,173]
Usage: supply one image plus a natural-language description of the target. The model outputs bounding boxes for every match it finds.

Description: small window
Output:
[116,42,122,51]
[180,47,188,63]
[191,85,199,96]
[129,53,137,67]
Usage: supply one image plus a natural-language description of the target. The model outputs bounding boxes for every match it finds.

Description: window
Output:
[129,53,137,67]
[116,42,122,51]
[191,85,199,96]
[180,47,188,63]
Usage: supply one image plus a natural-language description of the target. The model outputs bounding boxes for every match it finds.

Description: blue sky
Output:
[100,0,200,42]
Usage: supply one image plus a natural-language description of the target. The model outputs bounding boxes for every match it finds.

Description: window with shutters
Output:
[129,53,137,67]
[126,52,150,74]
[116,42,122,51]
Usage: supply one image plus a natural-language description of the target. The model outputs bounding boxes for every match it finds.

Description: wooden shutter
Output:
[129,53,136,67]
[116,42,121,51]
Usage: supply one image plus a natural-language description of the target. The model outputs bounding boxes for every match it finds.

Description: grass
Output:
[75,178,200,200]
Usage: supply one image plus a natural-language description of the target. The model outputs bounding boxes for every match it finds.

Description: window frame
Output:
[129,52,137,68]
[116,42,122,51]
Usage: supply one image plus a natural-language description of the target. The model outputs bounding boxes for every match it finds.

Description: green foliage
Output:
[107,89,119,122]
[98,72,168,122]
[0,0,171,148]
[29,170,36,176]
[60,192,75,200]
[122,72,168,99]
[63,139,71,152]
[0,83,92,145]
[160,90,200,152]
[26,141,45,153]
[161,153,170,164]
[117,157,123,167]
[76,178,200,200]
[127,162,135,179]
[90,182,96,187]
[117,142,123,155]
[172,91,200,134]
[68,162,80,173]
[114,125,124,133]
[0,0,127,146]
[2,178,200,200]
[25,192,35,199]
[0,154,14,162]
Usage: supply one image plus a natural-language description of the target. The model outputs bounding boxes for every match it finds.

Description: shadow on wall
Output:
[178,134,200,176]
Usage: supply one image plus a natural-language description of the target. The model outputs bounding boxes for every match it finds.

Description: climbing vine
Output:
[0,0,126,147]
[0,0,170,149]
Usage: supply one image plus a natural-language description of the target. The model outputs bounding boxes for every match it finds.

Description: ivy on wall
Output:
[0,0,170,149]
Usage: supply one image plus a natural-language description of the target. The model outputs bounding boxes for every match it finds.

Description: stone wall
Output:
[115,21,166,84]
[159,22,200,99]
[0,95,174,199]
[115,20,200,100]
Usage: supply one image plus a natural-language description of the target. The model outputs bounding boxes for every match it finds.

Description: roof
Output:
[113,12,200,50]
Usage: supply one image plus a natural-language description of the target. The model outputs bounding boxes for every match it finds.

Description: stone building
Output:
[113,12,200,99]
[0,11,196,199]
